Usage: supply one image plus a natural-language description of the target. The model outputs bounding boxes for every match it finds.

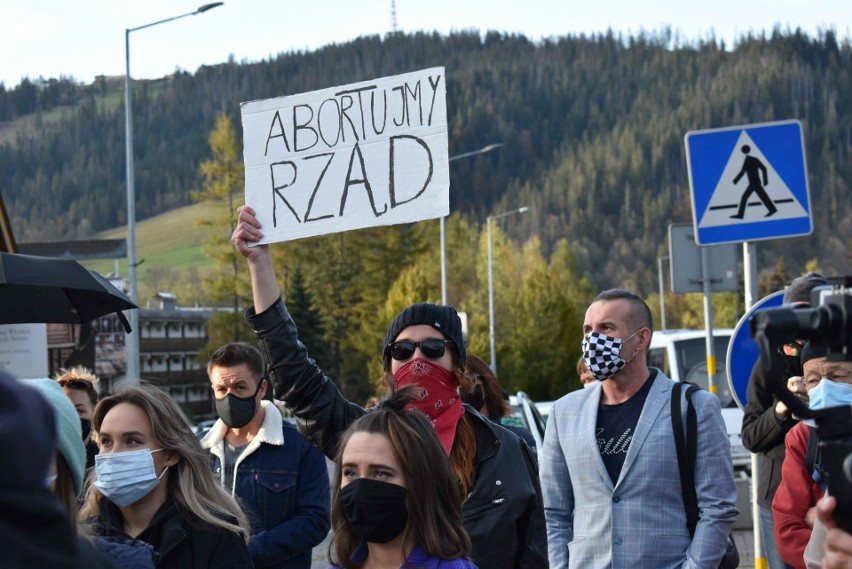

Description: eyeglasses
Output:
[387,339,452,361]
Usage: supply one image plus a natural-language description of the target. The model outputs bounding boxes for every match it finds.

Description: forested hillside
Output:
[2,30,850,288]
[2,29,851,399]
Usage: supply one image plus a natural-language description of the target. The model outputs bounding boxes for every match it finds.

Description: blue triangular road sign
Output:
[698,131,808,228]
[685,120,812,245]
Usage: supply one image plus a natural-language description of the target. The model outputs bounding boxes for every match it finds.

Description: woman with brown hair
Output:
[329,388,475,568]
[232,205,547,569]
[462,353,537,452]
[80,385,253,568]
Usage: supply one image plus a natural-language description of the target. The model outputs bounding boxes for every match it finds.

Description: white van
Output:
[648,329,750,472]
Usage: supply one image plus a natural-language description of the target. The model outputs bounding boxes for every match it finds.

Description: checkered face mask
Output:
[582,330,639,380]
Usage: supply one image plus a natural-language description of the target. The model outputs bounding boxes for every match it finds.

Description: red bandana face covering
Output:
[393,358,464,456]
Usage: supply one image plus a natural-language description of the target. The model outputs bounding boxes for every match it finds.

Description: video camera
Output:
[750,278,852,533]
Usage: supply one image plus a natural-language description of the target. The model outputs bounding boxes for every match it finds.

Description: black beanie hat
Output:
[784,272,829,305]
[801,340,828,366]
[383,303,466,367]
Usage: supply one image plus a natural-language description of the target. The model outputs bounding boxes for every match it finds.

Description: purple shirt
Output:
[329,544,478,568]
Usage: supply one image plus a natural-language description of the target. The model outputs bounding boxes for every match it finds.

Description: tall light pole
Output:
[124,2,223,383]
[441,143,503,305]
[657,255,669,331]
[487,206,529,373]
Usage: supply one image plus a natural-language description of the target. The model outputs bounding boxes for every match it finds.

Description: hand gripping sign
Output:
[241,67,449,244]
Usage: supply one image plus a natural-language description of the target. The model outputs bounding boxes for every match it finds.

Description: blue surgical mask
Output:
[804,379,852,427]
[94,448,168,508]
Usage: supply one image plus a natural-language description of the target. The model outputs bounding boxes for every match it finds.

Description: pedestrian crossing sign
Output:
[684,120,812,245]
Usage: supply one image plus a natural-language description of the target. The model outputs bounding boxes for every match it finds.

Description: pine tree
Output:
[191,111,251,357]
[285,267,331,371]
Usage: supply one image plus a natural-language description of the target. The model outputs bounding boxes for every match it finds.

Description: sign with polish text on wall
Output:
[241,67,449,244]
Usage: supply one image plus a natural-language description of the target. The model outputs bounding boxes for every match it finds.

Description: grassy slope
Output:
[82,201,218,279]
[0,105,76,146]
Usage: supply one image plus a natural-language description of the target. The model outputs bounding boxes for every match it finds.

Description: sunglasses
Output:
[387,339,452,361]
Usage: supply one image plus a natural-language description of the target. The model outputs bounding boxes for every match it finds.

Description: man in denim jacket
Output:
[201,342,330,569]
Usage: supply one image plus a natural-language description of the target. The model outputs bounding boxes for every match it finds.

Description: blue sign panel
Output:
[726,291,785,410]
[685,120,812,245]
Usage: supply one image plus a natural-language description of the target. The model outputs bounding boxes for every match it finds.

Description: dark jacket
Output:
[740,358,798,508]
[200,403,330,569]
[495,416,538,454]
[247,298,549,569]
[0,488,117,569]
[87,498,253,569]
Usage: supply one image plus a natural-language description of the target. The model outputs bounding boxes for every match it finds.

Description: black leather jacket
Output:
[247,298,549,569]
[88,498,252,569]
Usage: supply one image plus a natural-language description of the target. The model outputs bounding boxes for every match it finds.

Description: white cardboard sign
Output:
[241,67,449,244]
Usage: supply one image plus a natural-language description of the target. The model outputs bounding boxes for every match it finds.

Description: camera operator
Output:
[773,340,852,569]
[742,272,829,569]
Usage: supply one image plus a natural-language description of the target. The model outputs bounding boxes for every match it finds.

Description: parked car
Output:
[534,400,553,424]
[648,328,751,472]
[193,418,217,437]
[508,391,548,453]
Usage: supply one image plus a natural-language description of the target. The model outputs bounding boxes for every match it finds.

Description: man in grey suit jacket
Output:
[540,289,738,568]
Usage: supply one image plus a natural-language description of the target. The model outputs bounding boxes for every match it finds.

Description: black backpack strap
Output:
[684,384,700,480]
[805,425,819,474]
[671,381,700,537]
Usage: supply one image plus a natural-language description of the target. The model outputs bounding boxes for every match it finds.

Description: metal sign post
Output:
[668,223,737,395]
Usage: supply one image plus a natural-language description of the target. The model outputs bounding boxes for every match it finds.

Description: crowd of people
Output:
[4,209,852,569]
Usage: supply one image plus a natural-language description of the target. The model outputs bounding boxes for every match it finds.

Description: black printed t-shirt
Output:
[596,369,657,484]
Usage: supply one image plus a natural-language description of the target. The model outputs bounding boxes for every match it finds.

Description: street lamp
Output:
[487,206,529,373]
[124,2,223,383]
[441,143,503,305]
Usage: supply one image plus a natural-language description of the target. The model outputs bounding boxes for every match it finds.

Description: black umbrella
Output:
[0,252,136,332]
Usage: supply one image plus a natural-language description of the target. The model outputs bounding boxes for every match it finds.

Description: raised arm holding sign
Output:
[231,68,548,563]
[241,67,449,245]
[230,202,549,569]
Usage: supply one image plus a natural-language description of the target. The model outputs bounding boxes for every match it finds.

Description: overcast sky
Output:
[1,0,849,88]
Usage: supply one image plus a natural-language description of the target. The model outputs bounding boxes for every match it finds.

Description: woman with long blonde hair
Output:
[80,385,252,568]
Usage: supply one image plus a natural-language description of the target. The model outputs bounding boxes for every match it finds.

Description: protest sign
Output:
[241,66,449,244]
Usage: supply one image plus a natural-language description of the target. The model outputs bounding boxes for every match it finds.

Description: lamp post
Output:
[441,143,503,305]
[487,206,529,373]
[124,2,223,383]
[657,255,669,331]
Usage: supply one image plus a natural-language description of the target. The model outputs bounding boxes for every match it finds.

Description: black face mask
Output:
[338,478,408,543]
[461,383,484,411]
[215,380,263,428]
[80,418,92,441]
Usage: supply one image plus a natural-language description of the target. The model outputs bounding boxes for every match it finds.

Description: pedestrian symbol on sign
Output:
[697,131,808,229]
[731,144,776,219]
